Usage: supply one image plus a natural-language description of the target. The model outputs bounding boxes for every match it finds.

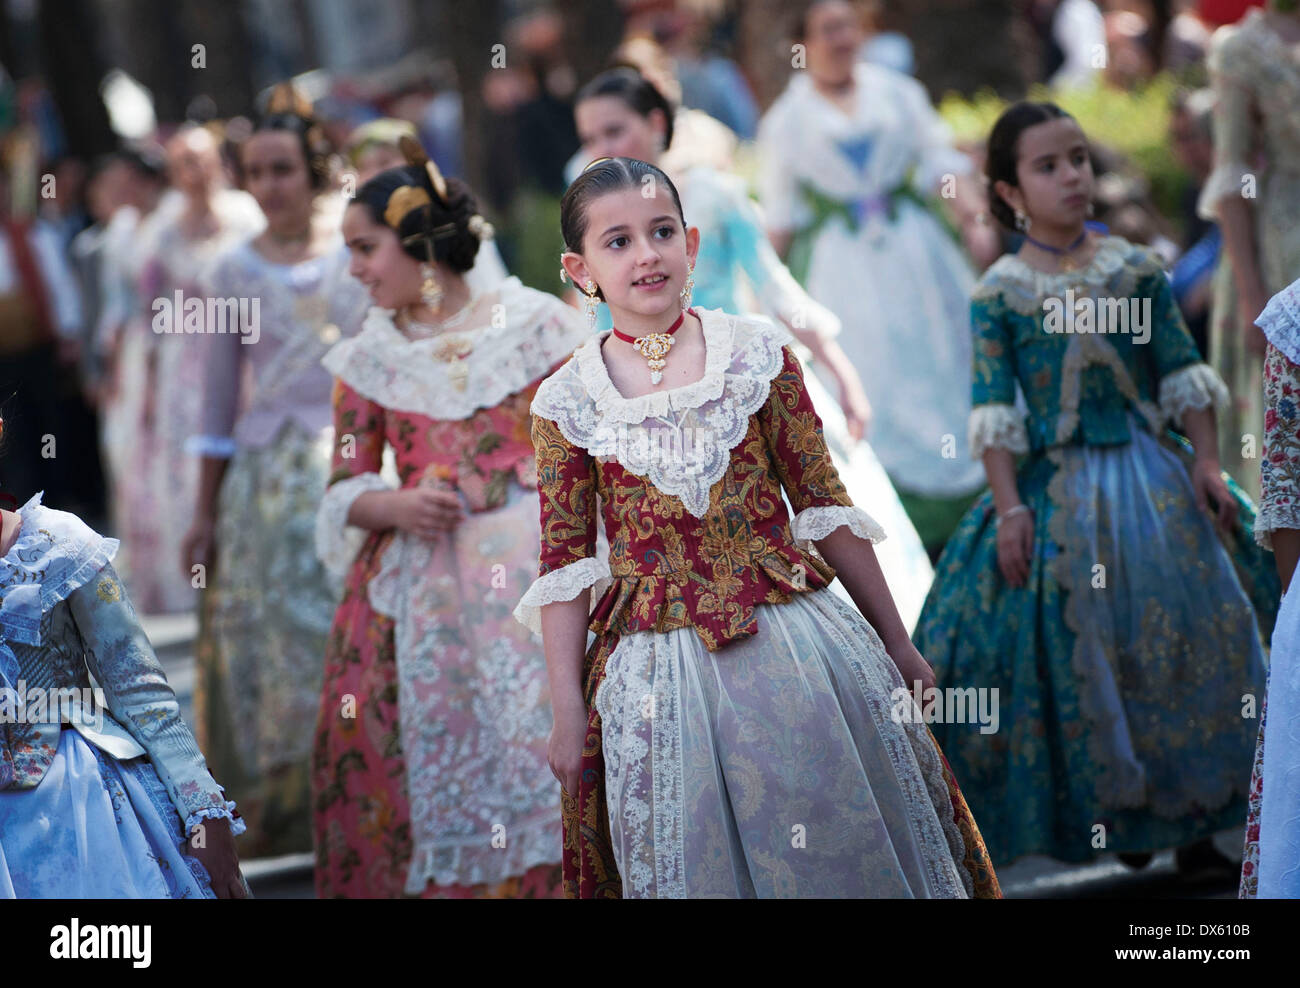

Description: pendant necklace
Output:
[611,308,694,385]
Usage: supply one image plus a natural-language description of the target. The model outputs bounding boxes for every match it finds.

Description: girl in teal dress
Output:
[913,102,1277,871]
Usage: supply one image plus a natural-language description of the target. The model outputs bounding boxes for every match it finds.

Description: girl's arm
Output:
[540,592,592,794]
[1257,340,1300,589]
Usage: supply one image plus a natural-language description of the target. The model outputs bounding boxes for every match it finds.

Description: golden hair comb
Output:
[398,134,448,206]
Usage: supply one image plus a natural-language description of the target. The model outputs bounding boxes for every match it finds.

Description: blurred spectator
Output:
[859,0,916,76]
[1030,0,1109,89]
[1169,88,1220,357]
[659,6,760,139]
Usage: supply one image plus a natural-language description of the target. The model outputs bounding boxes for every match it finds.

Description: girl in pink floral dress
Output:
[312,141,588,897]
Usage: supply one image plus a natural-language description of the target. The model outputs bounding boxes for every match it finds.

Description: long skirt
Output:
[194,421,338,858]
[0,729,215,898]
[312,482,563,899]
[567,587,1001,898]
[914,422,1274,865]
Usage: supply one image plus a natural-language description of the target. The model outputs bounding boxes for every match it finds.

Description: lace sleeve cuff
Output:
[512,556,612,636]
[315,472,393,579]
[1159,363,1229,426]
[1197,162,1253,221]
[790,504,886,545]
[184,434,238,459]
[183,800,248,840]
[968,403,1029,459]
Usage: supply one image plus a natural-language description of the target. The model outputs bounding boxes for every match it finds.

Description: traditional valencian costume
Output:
[312,276,588,898]
[0,493,244,897]
[913,236,1276,866]
[758,60,985,547]
[515,308,1000,899]
[1240,277,1300,898]
[191,228,368,857]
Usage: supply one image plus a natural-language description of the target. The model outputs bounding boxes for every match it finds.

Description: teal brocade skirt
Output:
[913,424,1277,865]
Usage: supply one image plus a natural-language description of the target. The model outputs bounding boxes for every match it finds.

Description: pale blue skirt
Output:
[0,728,216,898]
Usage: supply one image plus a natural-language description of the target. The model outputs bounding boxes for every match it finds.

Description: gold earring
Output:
[1014,209,1031,233]
[583,280,599,329]
[421,263,444,312]
[680,265,695,310]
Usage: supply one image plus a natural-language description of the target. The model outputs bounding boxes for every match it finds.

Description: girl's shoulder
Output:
[0,494,120,646]
[974,235,1158,302]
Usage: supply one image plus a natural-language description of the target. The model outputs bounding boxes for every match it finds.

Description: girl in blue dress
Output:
[913,102,1277,872]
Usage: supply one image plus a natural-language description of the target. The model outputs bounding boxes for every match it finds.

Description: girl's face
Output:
[804,0,863,84]
[575,96,664,164]
[240,130,315,225]
[167,129,220,198]
[562,187,699,323]
[343,202,422,310]
[998,116,1094,232]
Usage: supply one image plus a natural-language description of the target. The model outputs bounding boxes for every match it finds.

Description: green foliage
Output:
[937,75,1192,224]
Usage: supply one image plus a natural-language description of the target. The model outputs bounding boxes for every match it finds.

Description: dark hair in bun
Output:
[985,101,1077,229]
[234,84,334,190]
[353,164,482,273]
[575,67,675,151]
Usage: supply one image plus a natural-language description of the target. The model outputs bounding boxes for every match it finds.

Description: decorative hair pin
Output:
[398,134,448,206]
[384,186,432,229]
[265,82,315,120]
[582,156,615,173]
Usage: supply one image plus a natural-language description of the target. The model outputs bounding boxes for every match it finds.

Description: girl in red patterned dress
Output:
[514,157,1000,898]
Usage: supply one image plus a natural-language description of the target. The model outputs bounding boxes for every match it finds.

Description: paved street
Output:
[141,612,1243,901]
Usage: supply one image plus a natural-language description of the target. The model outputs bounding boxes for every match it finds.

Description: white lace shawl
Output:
[530,308,793,519]
[320,276,589,421]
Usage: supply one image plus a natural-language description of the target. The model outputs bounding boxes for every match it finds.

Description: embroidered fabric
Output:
[0,492,119,647]
[512,556,613,637]
[978,237,1135,318]
[531,309,792,517]
[1256,502,1300,551]
[320,277,588,421]
[1157,362,1230,426]
[594,589,971,898]
[790,504,887,545]
[315,472,395,580]
[1258,278,1300,367]
[968,403,1030,459]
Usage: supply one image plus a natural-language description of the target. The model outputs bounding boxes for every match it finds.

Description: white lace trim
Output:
[790,505,887,546]
[314,472,393,579]
[968,403,1029,459]
[512,556,613,636]
[1258,279,1300,367]
[1255,501,1300,551]
[1158,362,1230,426]
[533,309,793,517]
[406,816,561,892]
[320,277,588,421]
[183,801,248,840]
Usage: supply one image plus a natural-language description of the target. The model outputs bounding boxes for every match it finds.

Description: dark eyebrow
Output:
[599,223,630,238]
[649,215,676,225]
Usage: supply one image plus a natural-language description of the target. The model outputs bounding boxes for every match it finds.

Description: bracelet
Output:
[995,504,1031,528]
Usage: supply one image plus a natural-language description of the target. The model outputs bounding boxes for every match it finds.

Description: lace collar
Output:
[1259,277,1300,367]
[980,236,1149,317]
[0,492,118,647]
[571,307,759,425]
[533,309,792,516]
[321,277,589,421]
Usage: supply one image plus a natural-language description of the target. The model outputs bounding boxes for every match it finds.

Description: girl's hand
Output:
[995,507,1034,588]
[548,700,588,797]
[181,516,215,575]
[188,816,246,899]
[391,486,464,539]
[1192,458,1237,534]
[888,640,936,696]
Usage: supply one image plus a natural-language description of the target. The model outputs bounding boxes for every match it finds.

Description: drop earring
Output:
[1014,209,1031,233]
[680,265,695,310]
[583,280,599,329]
[420,263,444,312]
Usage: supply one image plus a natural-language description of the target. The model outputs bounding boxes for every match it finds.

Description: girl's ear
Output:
[993,179,1025,221]
[561,250,593,291]
[685,225,700,267]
